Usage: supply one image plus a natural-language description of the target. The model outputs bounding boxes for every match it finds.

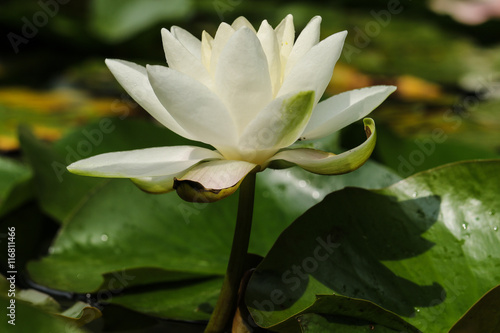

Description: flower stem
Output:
[205,173,257,333]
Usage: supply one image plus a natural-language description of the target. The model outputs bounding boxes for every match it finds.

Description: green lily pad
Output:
[19,118,195,223]
[16,289,61,314]
[449,285,500,333]
[26,177,232,292]
[109,277,223,322]
[1,275,101,327]
[0,296,88,333]
[246,160,500,333]
[0,156,32,217]
[56,302,102,327]
[298,313,407,333]
[19,126,105,223]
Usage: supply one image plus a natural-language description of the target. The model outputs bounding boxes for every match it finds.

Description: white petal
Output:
[170,26,202,59]
[147,65,238,147]
[174,159,258,202]
[214,27,273,133]
[302,86,397,140]
[131,175,179,194]
[257,20,281,96]
[274,14,295,78]
[210,23,235,75]
[277,30,347,106]
[105,59,195,140]
[161,28,211,86]
[239,90,315,152]
[67,146,222,178]
[268,118,376,175]
[232,16,256,32]
[201,31,214,72]
[284,16,321,78]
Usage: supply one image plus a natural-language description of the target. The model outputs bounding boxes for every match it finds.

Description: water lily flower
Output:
[67,15,396,202]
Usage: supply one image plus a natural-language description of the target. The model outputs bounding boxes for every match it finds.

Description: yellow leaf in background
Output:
[0,87,135,151]
[0,136,17,151]
[375,104,459,137]
[326,65,447,103]
[325,63,372,95]
[396,75,443,101]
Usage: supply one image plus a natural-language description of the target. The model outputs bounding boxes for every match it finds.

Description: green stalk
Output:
[205,172,257,333]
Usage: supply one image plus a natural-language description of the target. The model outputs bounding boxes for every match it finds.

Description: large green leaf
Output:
[24,118,399,294]
[259,160,400,219]
[254,294,420,333]
[0,156,32,217]
[109,277,223,321]
[246,160,500,333]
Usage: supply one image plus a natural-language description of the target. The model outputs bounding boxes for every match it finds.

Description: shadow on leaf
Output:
[247,188,445,324]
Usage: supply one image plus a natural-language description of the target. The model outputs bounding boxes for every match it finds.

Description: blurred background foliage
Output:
[0,0,499,166]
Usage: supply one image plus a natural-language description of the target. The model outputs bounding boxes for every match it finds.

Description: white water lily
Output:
[68,15,396,202]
